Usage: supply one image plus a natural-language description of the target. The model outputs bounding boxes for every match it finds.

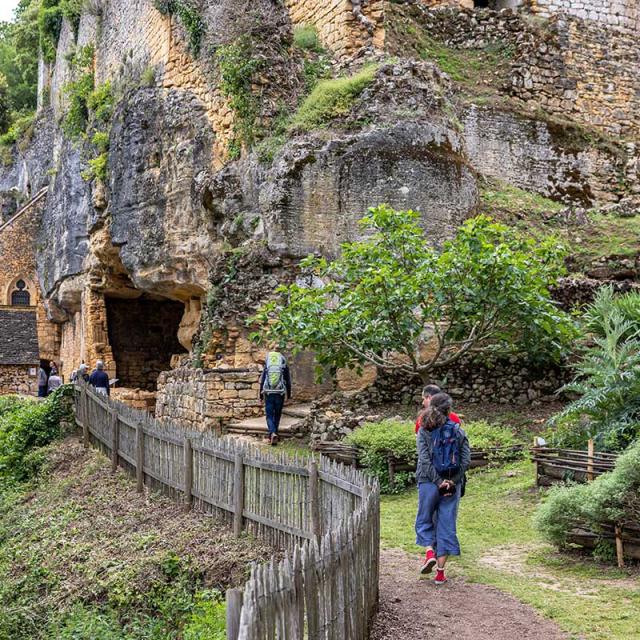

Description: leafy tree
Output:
[550,286,640,451]
[253,205,575,382]
[0,74,10,133]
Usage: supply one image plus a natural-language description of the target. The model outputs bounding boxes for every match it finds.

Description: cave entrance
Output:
[105,295,187,391]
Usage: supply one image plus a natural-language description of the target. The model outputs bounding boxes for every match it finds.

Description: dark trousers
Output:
[264,393,285,435]
[38,385,48,398]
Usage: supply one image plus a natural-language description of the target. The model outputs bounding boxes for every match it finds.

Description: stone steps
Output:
[226,403,311,438]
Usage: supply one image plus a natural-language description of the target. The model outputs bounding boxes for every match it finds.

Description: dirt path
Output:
[371,548,568,640]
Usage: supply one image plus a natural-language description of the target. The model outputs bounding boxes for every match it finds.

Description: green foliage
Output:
[0,109,35,158]
[38,0,65,64]
[253,206,575,381]
[60,0,84,35]
[289,65,377,131]
[0,74,11,134]
[51,605,123,640]
[87,80,114,123]
[154,0,204,55]
[81,150,107,180]
[549,286,640,451]
[216,36,265,155]
[61,44,95,138]
[0,386,73,486]
[480,180,565,217]
[183,590,227,640]
[141,65,156,87]
[535,439,640,553]
[0,2,39,116]
[293,24,322,52]
[347,419,417,493]
[464,420,519,450]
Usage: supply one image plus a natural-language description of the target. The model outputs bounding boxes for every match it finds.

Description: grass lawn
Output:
[381,461,640,640]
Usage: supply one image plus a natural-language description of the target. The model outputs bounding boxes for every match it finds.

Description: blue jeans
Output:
[38,385,48,398]
[415,481,462,556]
[264,394,285,435]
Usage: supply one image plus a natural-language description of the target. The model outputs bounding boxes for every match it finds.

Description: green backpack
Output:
[263,352,287,395]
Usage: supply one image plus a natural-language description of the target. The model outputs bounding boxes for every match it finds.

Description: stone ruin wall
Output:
[0,365,38,396]
[511,15,640,141]
[528,0,639,32]
[284,0,386,57]
[155,367,263,431]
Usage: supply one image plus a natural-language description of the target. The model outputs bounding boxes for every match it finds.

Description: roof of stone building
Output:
[0,309,40,365]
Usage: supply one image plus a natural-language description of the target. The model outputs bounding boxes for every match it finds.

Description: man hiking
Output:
[259,351,292,445]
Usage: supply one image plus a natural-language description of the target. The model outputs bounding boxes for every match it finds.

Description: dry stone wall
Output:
[284,0,385,57]
[155,367,263,431]
[528,0,639,32]
[511,15,640,140]
[0,365,38,396]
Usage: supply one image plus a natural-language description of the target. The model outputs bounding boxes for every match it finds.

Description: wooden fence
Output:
[74,385,380,639]
[532,442,618,486]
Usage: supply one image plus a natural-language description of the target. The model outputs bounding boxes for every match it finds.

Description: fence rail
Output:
[532,444,619,486]
[74,385,380,639]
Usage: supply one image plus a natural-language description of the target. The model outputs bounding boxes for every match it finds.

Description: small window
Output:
[11,280,30,306]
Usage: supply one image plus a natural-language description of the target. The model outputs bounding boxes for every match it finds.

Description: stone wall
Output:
[463,105,638,205]
[511,15,640,139]
[0,364,38,396]
[155,367,263,431]
[528,0,639,32]
[284,0,385,57]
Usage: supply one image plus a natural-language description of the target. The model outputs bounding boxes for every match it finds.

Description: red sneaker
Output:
[434,568,447,585]
[420,549,437,574]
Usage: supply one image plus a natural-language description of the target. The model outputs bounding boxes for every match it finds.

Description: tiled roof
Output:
[0,309,40,365]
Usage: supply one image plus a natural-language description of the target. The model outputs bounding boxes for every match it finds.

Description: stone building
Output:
[0,189,60,394]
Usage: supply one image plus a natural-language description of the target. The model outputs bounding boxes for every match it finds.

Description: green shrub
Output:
[62,45,95,139]
[535,439,640,553]
[0,386,74,485]
[91,130,109,152]
[60,0,85,35]
[346,419,416,493]
[81,151,108,181]
[141,65,157,87]
[50,605,123,640]
[465,420,519,450]
[0,110,36,150]
[183,589,226,640]
[293,25,322,52]
[289,65,377,131]
[87,81,114,123]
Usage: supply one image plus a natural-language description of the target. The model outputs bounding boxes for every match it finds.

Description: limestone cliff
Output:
[0,0,637,404]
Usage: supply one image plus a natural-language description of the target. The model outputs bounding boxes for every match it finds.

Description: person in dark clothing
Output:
[259,352,292,445]
[415,392,470,585]
[37,365,48,398]
[89,359,110,396]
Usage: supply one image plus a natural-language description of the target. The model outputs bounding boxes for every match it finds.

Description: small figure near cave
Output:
[89,360,111,397]
[47,367,62,394]
[259,351,292,446]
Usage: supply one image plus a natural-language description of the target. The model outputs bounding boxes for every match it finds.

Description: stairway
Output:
[226,403,312,439]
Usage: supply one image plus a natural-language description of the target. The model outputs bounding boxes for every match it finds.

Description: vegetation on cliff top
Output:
[253,205,576,382]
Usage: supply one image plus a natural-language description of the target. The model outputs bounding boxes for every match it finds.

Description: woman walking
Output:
[415,392,470,584]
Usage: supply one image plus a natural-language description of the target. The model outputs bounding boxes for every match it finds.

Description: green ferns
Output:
[549,286,640,451]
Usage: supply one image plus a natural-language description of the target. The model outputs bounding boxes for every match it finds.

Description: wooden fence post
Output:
[587,438,595,482]
[615,526,625,568]
[184,438,193,511]
[135,424,144,493]
[226,588,243,640]
[387,457,396,491]
[81,387,89,448]
[309,460,321,542]
[533,437,539,487]
[233,453,244,537]
[110,410,119,473]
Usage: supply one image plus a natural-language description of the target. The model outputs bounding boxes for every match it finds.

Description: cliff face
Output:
[0,0,637,392]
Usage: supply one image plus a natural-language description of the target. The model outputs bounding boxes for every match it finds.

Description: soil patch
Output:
[372,548,568,640]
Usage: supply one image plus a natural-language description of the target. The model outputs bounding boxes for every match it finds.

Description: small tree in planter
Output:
[252,205,575,382]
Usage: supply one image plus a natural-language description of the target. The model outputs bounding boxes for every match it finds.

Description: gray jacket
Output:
[416,422,471,486]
